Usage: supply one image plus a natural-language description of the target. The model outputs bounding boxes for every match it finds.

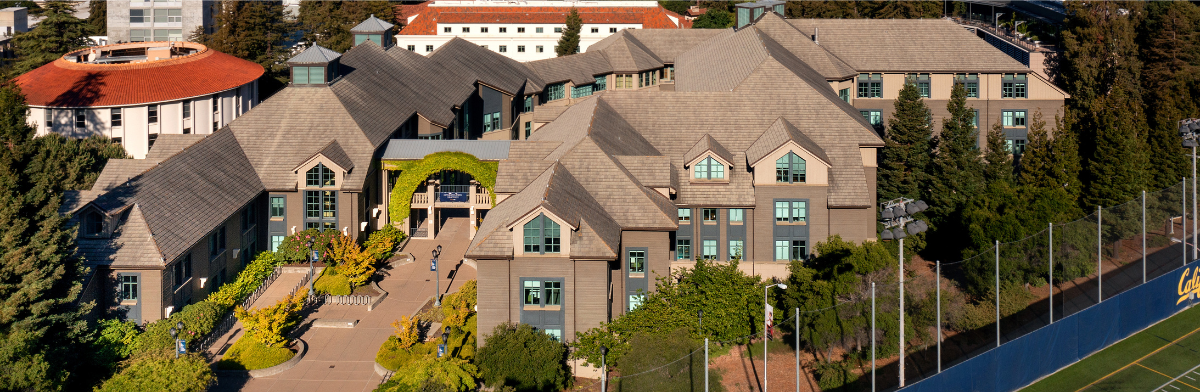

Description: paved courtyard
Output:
[211,218,477,392]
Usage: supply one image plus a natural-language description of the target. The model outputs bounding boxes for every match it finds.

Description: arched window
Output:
[694,157,725,180]
[775,152,806,183]
[523,214,561,254]
[84,211,104,236]
[306,163,335,187]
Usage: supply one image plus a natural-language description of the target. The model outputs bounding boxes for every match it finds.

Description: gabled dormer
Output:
[287,44,341,86]
[351,14,395,48]
[78,205,111,238]
[746,118,831,185]
[683,134,734,184]
[507,206,576,257]
[293,141,354,190]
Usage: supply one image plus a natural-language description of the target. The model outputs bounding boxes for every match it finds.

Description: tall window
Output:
[702,240,717,260]
[1001,110,1027,128]
[148,105,158,124]
[694,157,725,180]
[675,239,691,260]
[120,275,138,301]
[774,201,807,223]
[628,250,645,275]
[955,73,979,98]
[306,164,335,187]
[729,209,744,223]
[174,255,191,289]
[525,122,531,139]
[208,226,226,257]
[775,152,806,183]
[45,109,52,129]
[523,214,561,254]
[523,96,533,112]
[304,191,336,231]
[110,108,122,127]
[678,208,691,224]
[775,240,806,261]
[271,235,284,252]
[729,240,744,259]
[270,196,285,218]
[595,76,607,91]
[1002,74,1027,98]
[615,74,634,89]
[702,208,718,224]
[857,73,882,98]
[74,109,86,129]
[544,281,561,305]
[860,110,882,128]
[906,73,931,98]
[182,99,191,119]
[483,112,501,132]
[84,211,104,236]
[545,83,565,101]
[839,88,850,102]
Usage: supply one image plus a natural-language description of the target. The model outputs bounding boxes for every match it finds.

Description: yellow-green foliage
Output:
[207,251,282,309]
[313,267,351,295]
[391,315,420,350]
[385,152,498,223]
[95,352,214,392]
[215,337,295,370]
[379,355,478,392]
[441,280,477,328]
[235,290,307,347]
[330,234,378,288]
[376,339,437,372]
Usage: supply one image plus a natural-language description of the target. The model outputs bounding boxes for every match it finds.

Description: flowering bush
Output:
[276,229,342,263]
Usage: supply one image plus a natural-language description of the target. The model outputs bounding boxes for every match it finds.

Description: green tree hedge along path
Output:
[385,152,498,224]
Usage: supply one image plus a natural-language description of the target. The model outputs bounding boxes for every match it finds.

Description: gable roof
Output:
[296,140,355,172]
[752,13,856,80]
[746,117,830,165]
[429,38,545,95]
[288,44,341,64]
[594,31,664,73]
[76,205,163,267]
[683,134,733,165]
[787,18,1028,73]
[526,50,612,86]
[85,130,263,265]
[351,14,395,32]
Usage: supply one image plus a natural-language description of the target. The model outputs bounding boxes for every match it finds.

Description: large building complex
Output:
[395,0,689,61]
[61,9,1063,346]
[106,0,214,43]
[15,41,262,159]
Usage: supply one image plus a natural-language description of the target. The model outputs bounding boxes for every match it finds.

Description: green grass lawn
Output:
[1021,304,1200,392]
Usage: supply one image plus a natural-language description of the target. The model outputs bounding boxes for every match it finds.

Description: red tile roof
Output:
[14,43,264,108]
[397,2,686,35]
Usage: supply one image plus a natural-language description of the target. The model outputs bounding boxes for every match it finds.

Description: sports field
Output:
[1022,303,1200,392]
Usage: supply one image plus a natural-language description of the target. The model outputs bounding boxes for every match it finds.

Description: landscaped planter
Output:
[248,339,306,378]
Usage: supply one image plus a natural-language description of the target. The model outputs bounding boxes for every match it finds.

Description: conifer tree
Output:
[86,0,106,36]
[11,1,89,75]
[193,1,291,98]
[878,82,932,202]
[556,8,582,57]
[298,0,394,53]
[1137,1,1198,189]
[925,83,984,258]
[1018,111,1082,223]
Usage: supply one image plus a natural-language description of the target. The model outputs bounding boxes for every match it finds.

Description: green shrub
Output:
[476,323,571,392]
[381,355,478,392]
[216,337,295,370]
[314,267,351,295]
[366,225,406,261]
[207,251,282,308]
[276,229,342,263]
[615,328,721,392]
[812,360,858,391]
[95,353,214,392]
[132,301,224,354]
[94,318,141,361]
[377,338,437,371]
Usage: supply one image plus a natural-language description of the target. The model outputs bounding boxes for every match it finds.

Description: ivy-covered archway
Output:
[384,151,499,223]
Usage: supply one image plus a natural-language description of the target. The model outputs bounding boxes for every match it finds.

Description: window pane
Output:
[703,240,717,260]
[271,235,284,252]
[294,66,309,84]
[729,209,743,222]
[629,250,645,273]
[793,201,806,223]
[695,158,707,179]
[305,191,320,218]
[270,196,285,217]
[775,201,789,222]
[676,239,690,260]
[523,218,540,253]
[321,191,336,218]
[544,281,561,305]
[729,240,744,259]
[791,240,806,260]
[629,295,644,311]
[775,240,789,261]
[711,158,724,179]
[703,208,717,223]
[523,281,540,305]
[544,217,560,253]
[678,209,690,223]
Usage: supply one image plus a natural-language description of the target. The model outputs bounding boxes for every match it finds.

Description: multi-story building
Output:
[107,0,213,43]
[396,0,689,62]
[14,41,262,159]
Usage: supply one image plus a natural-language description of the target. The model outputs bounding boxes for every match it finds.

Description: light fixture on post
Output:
[763,282,788,392]
[878,197,929,387]
[1180,119,1200,261]
[432,244,443,306]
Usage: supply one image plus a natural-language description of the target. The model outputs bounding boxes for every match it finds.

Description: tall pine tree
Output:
[1018,111,1082,224]
[1137,1,1198,189]
[298,0,394,53]
[193,1,291,99]
[556,8,582,57]
[86,0,106,36]
[10,1,89,76]
[925,83,984,258]
[878,82,933,202]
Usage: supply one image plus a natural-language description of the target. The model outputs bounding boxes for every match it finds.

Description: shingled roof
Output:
[429,38,545,95]
[787,18,1028,73]
[351,14,395,32]
[746,117,830,166]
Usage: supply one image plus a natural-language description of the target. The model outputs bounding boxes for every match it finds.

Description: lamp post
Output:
[432,245,443,306]
[438,326,449,358]
[995,12,1003,30]
[169,321,184,359]
[600,345,608,392]
[764,282,788,392]
[1179,119,1200,260]
[306,239,316,298]
[878,197,930,387]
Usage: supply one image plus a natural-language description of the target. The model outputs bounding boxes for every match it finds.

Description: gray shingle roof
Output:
[752,13,856,79]
[76,205,163,267]
[429,38,545,95]
[382,140,512,161]
[495,159,554,194]
[287,44,341,64]
[145,134,208,161]
[526,51,611,86]
[746,117,830,166]
[90,159,161,191]
[787,18,1028,73]
[683,134,733,165]
[613,155,672,189]
[87,130,263,265]
[333,43,454,142]
[297,140,355,171]
[350,14,395,33]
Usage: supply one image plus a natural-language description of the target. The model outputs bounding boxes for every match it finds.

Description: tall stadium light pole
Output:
[871,281,877,392]
[899,235,905,386]
[996,240,1000,348]
[1186,178,1189,267]
[1143,190,1147,284]
[1049,222,1054,324]
[795,307,800,392]
[764,283,788,392]
[1179,119,1200,263]
[936,260,941,373]
[1098,206,1103,302]
[878,197,929,388]
[705,338,709,392]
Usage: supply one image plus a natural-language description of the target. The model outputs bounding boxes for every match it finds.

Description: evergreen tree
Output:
[193,1,291,99]
[556,8,582,57]
[925,83,984,258]
[1060,1,1151,208]
[691,9,732,29]
[878,82,933,202]
[86,0,106,36]
[959,121,1026,254]
[982,120,1014,184]
[298,0,393,53]
[11,1,89,76]
[1018,111,1082,224]
[1137,1,1199,189]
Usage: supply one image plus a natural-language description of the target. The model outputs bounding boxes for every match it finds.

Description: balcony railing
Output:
[474,191,491,205]
[412,193,430,205]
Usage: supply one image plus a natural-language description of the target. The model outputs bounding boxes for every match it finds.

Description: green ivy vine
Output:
[385,152,498,224]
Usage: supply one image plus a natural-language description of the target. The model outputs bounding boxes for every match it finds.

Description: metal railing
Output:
[197,266,282,351]
[438,185,471,193]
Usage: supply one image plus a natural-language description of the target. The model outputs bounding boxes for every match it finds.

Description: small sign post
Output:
[437,344,446,358]
[430,259,437,272]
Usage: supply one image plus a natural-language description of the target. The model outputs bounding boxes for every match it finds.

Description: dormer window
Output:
[776,152,806,183]
[306,163,335,187]
[694,157,725,180]
[287,44,341,86]
[83,211,104,236]
[523,214,561,254]
[292,66,327,85]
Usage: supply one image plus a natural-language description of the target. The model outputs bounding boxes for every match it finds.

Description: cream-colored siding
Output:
[510,207,573,257]
[751,141,830,186]
[860,147,877,167]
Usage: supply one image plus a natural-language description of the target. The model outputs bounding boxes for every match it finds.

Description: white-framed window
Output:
[536,45,544,53]
[554,27,563,33]
[147,105,158,124]
[628,294,645,311]
[480,27,488,33]
[74,109,86,129]
[443,27,451,33]
[461,27,470,33]
[499,27,507,33]
[499,45,507,53]
[518,27,526,33]
[610,27,617,33]
[110,108,121,127]
[591,27,598,33]
[517,45,525,53]
[426,45,433,52]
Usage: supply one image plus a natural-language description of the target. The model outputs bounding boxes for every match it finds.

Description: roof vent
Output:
[812,27,819,45]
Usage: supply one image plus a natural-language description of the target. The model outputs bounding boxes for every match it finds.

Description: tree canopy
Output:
[11,1,89,76]
[555,8,582,57]
[192,1,292,99]
[298,0,394,53]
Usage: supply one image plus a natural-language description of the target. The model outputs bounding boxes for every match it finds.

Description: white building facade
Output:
[396,1,687,62]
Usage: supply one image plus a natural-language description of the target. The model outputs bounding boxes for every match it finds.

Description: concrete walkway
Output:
[206,272,311,358]
[212,218,478,392]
